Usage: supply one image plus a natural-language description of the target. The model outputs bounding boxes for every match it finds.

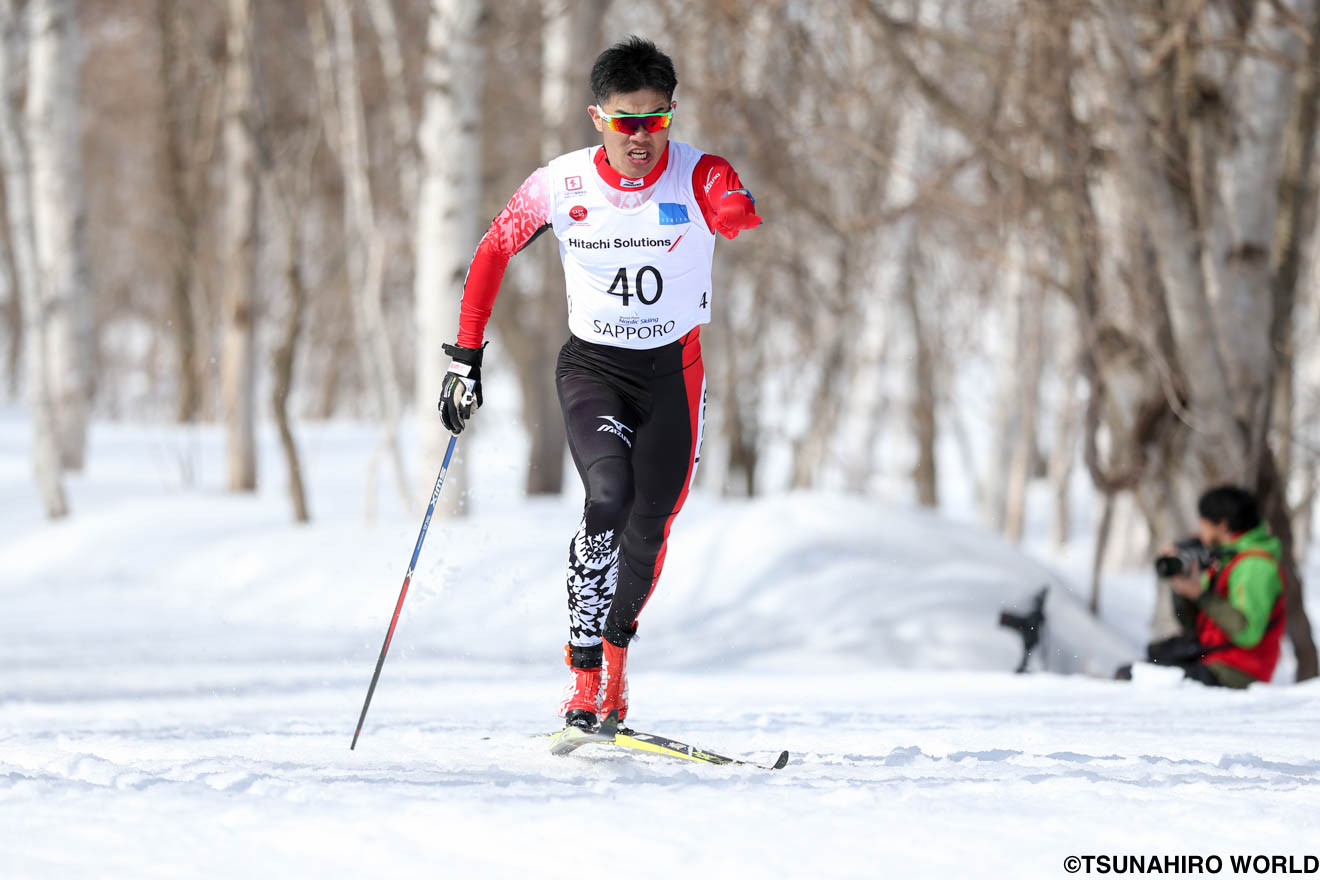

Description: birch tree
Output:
[363,0,417,217]
[220,0,258,491]
[1082,1,1317,671]
[483,0,606,495]
[2,241,16,397]
[252,10,321,525]
[312,0,411,519]
[26,0,92,470]
[0,0,64,516]
[155,0,218,424]
[414,0,482,515]
[1265,0,1320,677]
[527,0,600,494]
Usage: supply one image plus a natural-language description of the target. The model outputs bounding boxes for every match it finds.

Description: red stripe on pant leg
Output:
[641,329,705,610]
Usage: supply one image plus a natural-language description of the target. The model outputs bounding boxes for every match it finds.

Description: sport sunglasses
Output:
[594,106,673,135]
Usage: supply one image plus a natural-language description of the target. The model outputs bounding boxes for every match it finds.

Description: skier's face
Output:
[589,88,673,180]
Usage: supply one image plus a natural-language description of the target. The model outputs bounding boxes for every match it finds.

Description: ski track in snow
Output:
[5,663,1319,878]
[3,413,1319,877]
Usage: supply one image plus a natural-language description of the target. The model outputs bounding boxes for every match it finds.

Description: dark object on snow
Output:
[1114,634,1225,687]
[1145,633,1206,666]
[1153,537,1216,579]
[999,586,1048,673]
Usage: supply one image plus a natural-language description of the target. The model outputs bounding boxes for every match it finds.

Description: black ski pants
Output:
[555,329,705,649]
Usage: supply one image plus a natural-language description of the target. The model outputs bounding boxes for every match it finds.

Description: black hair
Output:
[1197,485,1261,534]
[589,36,677,105]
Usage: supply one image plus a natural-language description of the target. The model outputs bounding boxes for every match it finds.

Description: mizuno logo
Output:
[597,415,634,447]
[704,168,721,194]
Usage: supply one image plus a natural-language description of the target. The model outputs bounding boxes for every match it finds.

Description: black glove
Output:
[438,342,485,435]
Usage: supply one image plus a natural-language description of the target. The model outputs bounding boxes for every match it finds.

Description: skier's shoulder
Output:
[547,146,598,172]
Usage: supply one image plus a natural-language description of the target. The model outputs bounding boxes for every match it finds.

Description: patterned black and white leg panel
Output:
[566,519,620,648]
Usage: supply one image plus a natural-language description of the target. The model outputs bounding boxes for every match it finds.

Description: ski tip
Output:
[772,750,789,770]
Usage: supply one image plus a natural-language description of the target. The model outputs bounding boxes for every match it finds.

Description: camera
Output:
[1154,538,1215,578]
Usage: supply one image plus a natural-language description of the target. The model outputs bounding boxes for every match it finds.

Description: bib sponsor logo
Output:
[592,318,677,342]
[569,205,588,222]
[566,236,673,250]
[658,202,689,226]
[565,175,583,192]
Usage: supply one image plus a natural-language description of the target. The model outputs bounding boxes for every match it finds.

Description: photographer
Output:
[1120,486,1286,687]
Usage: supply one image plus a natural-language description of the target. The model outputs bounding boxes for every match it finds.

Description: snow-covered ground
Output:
[3,409,1318,878]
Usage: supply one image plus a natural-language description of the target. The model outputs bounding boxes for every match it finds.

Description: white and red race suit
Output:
[452,140,757,665]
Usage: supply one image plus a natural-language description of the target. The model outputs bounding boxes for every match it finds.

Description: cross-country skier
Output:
[437,36,761,730]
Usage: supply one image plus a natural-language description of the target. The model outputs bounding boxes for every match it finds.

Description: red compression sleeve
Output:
[456,167,552,347]
[692,154,747,233]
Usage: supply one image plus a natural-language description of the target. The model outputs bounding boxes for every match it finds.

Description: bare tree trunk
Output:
[790,336,847,490]
[0,0,64,516]
[983,235,1028,531]
[1260,447,1317,680]
[2,221,19,398]
[1201,3,1298,464]
[1090,491,1114,615]
[413,0,483,515]
[900,232,937,507]
[1049,340,1080,550]
[253,39,320,526]
[313,314,354,419]
[363,0,417,213]
[1263,0,1320,681]
[155,0,205,423]
[790,248,851,489]
[1003,284,1044,542]
[314,0,411,520]
[1294,460,1316,566]
[722,347,760,495]
[713,264,767,497]
[1095,5,1245,484]
[519,0,605,496]
[271,209,310,523]
[26,0,92,471]
[220,0,258,492]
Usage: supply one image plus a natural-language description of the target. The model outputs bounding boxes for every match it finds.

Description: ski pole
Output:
[351,433,459,749]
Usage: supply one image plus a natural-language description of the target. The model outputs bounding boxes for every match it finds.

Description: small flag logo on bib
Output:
[658,202,689,225]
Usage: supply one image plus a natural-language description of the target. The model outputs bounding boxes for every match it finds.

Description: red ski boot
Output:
[558,644,602,730]
[599,638,630,725]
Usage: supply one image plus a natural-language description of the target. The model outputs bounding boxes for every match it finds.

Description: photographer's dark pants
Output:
[1114,635,1227,687]
[555,331,704,650]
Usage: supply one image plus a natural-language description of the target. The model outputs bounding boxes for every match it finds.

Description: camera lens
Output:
[1154,555,1184,578]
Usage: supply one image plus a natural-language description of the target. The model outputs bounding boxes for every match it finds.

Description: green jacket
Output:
[1195,523,1284,649]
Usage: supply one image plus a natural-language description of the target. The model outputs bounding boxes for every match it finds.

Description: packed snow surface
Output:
[2,412,1317,878]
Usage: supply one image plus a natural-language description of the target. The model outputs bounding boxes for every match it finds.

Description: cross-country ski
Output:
[547,712,790,769]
